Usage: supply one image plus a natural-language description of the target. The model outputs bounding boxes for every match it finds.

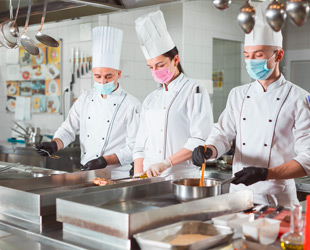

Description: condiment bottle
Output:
[281,204,304,250]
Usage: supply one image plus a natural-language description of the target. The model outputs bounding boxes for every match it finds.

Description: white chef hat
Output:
[135,10,175,60]
[244,1,283,47]
[92,26,123,70]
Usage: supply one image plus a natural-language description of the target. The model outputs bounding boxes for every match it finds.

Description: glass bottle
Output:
[281,204,304,250]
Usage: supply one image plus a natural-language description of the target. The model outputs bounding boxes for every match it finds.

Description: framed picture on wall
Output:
[6,40,62,114]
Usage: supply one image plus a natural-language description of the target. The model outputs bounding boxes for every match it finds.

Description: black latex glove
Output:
[231,167,269,186]
[192,145,213,166]
[81,156,107,171]
[34,141,58,157]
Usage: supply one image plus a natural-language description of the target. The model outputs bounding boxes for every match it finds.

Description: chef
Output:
[192,1,310,206]
[133,10,213,179]
[35,26,141,178]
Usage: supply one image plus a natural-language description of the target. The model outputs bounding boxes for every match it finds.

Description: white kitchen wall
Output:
[212,39,241,122]
[282,19,310,83]
[182,0,250,121]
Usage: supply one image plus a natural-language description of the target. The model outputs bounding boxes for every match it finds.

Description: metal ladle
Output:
[35,0,59,47]
[10,0,20,37]
[238,0,256,34]
[213,0,232,10]
[286,0,310,27]
[0,0,18,48]
[20,0,39,55]
[266,0,287,32]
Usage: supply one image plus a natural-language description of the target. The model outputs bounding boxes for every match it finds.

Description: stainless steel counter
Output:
[0,141,82,172]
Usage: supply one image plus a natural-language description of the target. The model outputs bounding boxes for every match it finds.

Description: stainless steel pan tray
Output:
[134,220,234,250]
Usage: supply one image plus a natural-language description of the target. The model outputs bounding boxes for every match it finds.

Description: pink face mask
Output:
[151,66,175,84]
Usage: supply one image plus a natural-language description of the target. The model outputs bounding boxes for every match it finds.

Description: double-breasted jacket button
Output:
[277,98,280,100]
[243,143,246,145]
[264,144,267,147]
[269,119,272,122]
[243,118,246,121]
[247,96,250,98]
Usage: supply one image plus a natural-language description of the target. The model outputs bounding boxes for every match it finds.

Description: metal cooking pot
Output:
[172,177,236,202]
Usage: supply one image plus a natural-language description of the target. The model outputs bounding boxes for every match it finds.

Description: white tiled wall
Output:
[283,18,310,52]
[212,39,242,122]
[282,19,310,82]
[182,1,245,81]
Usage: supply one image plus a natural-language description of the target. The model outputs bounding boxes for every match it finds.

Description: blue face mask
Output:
[245,53,276,80]
[94,80,116,95]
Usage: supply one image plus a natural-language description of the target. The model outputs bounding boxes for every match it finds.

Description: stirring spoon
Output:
[199,145,207,187]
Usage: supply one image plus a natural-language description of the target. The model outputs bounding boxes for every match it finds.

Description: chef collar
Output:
[162,73,184,92]
[253,74,285,93]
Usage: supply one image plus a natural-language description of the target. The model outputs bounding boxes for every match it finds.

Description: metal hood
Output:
[0,0,182,25]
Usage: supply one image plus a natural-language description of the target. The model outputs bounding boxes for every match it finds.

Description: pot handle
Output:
[221,176,237,185]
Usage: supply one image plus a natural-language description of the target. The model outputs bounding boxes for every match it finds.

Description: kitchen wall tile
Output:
[122,43,135,61]
[80,78,92,93]
[0,97,6,111]
[0,82,5,98]
[58,25,69,42]
[134,45,146,62]
[0,127,12,141]
[122,24,139,44]
[66,25,80,43]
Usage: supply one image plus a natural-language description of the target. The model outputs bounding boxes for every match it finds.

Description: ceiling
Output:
[0,0,183,26]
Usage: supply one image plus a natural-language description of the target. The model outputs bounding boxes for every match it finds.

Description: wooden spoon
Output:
[199,145,207,187]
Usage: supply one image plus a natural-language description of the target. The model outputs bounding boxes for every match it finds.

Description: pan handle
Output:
[221,176,237,185]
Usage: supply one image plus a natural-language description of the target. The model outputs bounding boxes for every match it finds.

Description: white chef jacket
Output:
[206,74,310,206]
[133,73,213,180]
[54,85,141,178]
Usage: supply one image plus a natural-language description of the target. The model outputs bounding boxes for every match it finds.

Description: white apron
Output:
[206,75,310,206]
[84,91,130,178]
[54,87,141,179]
[231,80,298,206]
[134,73,213,180]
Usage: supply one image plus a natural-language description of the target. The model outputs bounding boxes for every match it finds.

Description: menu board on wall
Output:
[6,42,61,114]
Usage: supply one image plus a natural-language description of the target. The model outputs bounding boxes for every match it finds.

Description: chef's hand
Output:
[231,167,269,186]
[81,156,107,171]
[34,141,58,157]
[145,159,172,177]
[192,146,213,166]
